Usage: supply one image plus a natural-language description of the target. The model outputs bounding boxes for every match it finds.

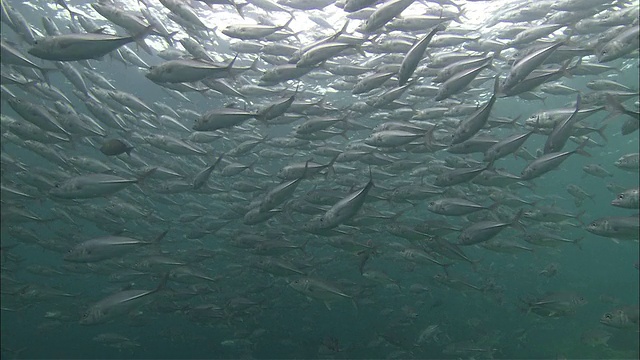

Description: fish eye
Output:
[604,313,612,319]
[618,194,625,199]
[591,222,597,227]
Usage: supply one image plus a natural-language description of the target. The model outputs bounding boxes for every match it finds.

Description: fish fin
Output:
[281,16,294,32]
[249,56,261,72]
[154,272,170,293]
[574,138,591,157]
[510,209,526,232]
[89,27,108,34]
[152,229,169,244]
[324,301,332,311]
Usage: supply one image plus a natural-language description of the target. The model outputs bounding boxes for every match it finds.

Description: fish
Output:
[611,187,639,209]
[597,25,640,63]
[222,17,294,40]
[303,170,374,233]
[193,108,257,131]
[65,230,168,263]
[520,142,591,180]
[361,0,417,33]
[523,291,588,317]
[192,155,224,190]
[543,94,582,154]
[614,153,639,172]
[458,209,524,245]
[49,170,155,199]
[427,198,496,216]
[28,26,155,61]
[1,0,639,355]
[586,215,640,241]
[100,139,134,157]
[398,24,446,86]
[288,277,355,310]
[600,305,640,330]
[80,274,168,325]
[500,41,565,95]
[449,76,500,144]
[146,55,238,83]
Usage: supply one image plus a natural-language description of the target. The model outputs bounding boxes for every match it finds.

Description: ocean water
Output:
[1,0,639,359]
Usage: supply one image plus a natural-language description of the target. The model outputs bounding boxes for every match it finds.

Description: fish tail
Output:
[595,124,608,143]
[154,272,170,293]
[603,94,635,121]
[560,58,576,79]
[67,9,81,21]
[234,1,248,18]
[325,154,339,177]
[574,138,592,157]
[38,67,58,86]
[132,25,156,55]
[136,166,157,183]
[282,16,295,32]
[510,208,526,232]
[162,31,180,47]
[335,20,349,39]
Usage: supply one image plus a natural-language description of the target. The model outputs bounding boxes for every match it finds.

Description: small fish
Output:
[49,171,155,199]
[65,230,168,263]
[100,139,134,156]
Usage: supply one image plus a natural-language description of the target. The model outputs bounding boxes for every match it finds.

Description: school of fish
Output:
[1,0,638,358]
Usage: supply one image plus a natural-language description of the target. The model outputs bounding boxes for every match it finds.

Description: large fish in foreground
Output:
[28,26,155,61]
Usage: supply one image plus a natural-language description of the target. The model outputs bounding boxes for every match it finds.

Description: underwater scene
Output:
[1,0,639,358]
